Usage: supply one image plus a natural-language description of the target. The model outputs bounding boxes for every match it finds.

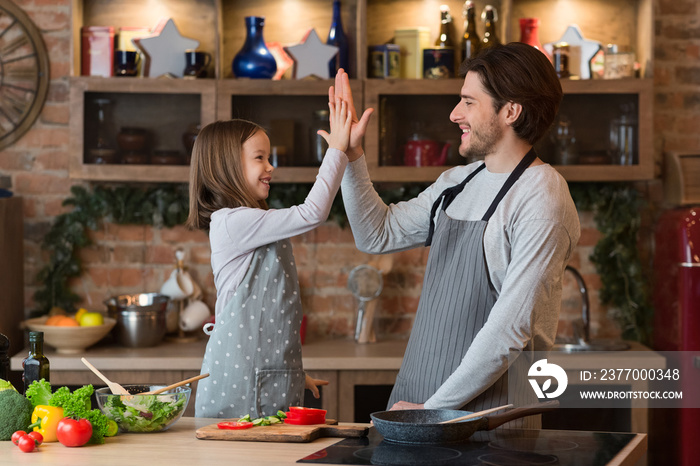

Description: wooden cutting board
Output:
[195,419,369,443]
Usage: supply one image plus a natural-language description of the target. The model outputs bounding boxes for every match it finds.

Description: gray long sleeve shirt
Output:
[341,156,581,409]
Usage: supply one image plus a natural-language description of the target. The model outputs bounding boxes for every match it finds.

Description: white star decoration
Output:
[284,29,338,79]
[544,24,601,80]
[135,18,199,78]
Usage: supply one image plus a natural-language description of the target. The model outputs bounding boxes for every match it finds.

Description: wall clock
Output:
[0,0,50,150]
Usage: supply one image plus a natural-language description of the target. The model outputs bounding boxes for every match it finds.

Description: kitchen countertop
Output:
[11,338,410,372]
[11,338,660,373]
[0,418,647,465]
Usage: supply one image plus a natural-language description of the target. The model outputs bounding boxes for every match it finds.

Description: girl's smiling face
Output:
[241,129,274,201]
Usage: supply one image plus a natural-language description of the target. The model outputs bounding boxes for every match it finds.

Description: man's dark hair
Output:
[459,42,563,145]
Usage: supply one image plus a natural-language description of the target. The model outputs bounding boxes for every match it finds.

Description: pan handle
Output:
[485,400,559,430]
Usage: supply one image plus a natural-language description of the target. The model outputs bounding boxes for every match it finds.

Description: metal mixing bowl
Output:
[104,293,169,347]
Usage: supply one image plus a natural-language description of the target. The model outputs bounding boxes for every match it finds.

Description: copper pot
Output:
[117,127,148,152]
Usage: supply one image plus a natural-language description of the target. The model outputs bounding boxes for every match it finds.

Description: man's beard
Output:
[460,114,503,159]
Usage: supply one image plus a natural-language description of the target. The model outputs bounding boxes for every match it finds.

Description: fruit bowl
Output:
[23,316,116,354]
[95,385,191,433]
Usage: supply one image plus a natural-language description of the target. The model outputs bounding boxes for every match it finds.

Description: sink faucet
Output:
[565,265,590,344]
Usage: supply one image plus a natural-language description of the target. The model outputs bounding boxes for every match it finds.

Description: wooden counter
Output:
[10,339,663,432]
[0,418,648,466]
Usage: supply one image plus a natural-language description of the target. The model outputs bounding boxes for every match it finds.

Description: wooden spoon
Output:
[439,404,514,424]
[81,357,129,395]
[141,373,209,395]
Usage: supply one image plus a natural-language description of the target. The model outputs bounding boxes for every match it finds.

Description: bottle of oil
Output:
[461,1,481,62]
[481,5,501,49]
[22,331,50,394]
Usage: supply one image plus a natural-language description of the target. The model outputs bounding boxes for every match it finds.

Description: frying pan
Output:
[370,401,559,444]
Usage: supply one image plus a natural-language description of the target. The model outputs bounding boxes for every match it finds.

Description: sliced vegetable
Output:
[238,414,252,423]
[28,405,65,442]
[217,421,253,430]
[284,407,326,425]
[56,417,92,447]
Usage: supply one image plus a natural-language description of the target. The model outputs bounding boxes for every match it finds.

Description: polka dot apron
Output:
[195,239,305,418]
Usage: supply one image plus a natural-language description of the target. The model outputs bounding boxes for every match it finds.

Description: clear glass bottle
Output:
[481,5,501,49]
[310,110,330,166]
[22,331,50,394]
[435,4,455,48]
[327,0,349,77]
[461,1,481,62]
[88,98,117,164]
[0,332,9,381]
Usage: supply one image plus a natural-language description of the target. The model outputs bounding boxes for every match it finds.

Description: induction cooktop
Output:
[298,427,638,465]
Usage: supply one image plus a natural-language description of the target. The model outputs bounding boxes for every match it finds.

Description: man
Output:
[331,43,580,422]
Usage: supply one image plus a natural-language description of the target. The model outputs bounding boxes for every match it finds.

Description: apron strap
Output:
[425,163,486,246]
[424,148,538,246]
[481,148,537,222]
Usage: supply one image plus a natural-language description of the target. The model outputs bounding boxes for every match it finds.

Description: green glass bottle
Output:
[22,331,50,394]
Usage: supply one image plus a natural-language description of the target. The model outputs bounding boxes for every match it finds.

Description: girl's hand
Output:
[329,68,374,161]
[320,98,352,153]
[305,373,329,399]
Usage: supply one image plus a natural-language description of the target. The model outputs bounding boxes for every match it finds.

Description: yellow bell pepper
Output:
[29,405,64,442]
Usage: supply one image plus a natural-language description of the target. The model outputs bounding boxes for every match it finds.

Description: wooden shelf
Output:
[69,0,655,183]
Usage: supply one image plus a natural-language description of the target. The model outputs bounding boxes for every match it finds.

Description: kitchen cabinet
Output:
[68,0,654,183]
[0,197,24,365]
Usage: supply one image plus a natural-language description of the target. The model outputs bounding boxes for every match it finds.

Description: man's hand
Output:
[305,374,329,399]
[389,401,425,410]
[329,68,374,161]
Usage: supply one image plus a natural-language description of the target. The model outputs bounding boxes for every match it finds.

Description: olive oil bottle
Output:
[22,331,50,394]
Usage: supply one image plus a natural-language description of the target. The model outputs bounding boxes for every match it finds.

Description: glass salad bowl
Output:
[95,384,191,433]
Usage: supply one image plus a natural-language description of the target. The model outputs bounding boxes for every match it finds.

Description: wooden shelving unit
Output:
[69,0,655,184]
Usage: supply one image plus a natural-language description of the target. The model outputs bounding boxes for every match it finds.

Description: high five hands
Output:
[317,69,374,162]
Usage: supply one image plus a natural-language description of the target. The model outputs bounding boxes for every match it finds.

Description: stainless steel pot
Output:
[370,401,559,444]
[104,293,169,347]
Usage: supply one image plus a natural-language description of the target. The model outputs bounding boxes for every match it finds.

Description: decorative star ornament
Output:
[135,18,199,78]
[284,29,338,79]
[545,24,601,80]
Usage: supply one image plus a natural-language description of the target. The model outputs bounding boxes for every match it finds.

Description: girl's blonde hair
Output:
[186,119,268,230]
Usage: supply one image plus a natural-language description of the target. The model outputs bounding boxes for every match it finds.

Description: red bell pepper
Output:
[284,407,326,425]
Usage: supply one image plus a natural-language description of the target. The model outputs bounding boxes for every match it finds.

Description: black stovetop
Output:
[298,427,637,465]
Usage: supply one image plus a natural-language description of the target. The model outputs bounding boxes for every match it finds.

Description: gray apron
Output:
[195,239,305,418]
[388,149,537,423]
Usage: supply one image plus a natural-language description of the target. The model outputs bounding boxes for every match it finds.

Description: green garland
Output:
[33,182,653,345]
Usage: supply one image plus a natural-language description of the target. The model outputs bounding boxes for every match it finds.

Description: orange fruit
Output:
[45,315,65,325]
[55,316,79,327]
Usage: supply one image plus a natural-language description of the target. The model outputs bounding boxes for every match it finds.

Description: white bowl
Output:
[24,316,116,354]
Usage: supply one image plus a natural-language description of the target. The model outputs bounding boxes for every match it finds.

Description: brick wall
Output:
[4,0,693,343]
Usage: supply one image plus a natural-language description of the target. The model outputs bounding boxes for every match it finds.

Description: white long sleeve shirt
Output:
[209,148,348,321]
[341,156,581,409]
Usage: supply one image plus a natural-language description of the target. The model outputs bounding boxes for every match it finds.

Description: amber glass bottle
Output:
[481,5,501,49]
[461,1,481,62]
[435,4,455,48]
[22,331,50,394]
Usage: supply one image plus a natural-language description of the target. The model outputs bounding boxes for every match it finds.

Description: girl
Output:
[187,99,352,418]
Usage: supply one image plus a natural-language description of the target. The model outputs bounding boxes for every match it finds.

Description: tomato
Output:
[217,421,254,430]
[18,435,36,453]
[11,430,27,445]
[27,431,44,445]
[56,417,92,447]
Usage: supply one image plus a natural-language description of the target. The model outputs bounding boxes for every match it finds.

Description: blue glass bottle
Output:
[327,0,349,77]
[232,16,277,79]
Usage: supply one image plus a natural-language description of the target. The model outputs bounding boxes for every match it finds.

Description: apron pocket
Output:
[255,368,304,417]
